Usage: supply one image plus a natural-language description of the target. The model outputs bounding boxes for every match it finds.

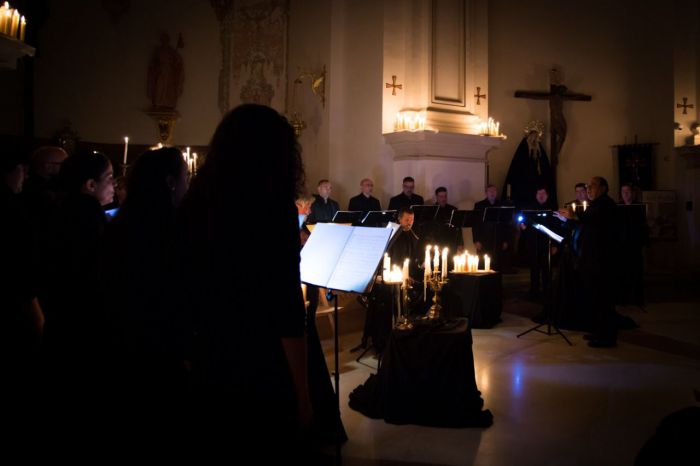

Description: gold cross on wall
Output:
[385,75,403,96]
[677,97,695,114]
[474,87,486,105]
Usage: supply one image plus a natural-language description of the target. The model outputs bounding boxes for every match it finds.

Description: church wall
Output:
[288,0,332,196]
[488,0,694,268]
[489,0,674,204]
[325,0,389,207]
[33,0,220,146]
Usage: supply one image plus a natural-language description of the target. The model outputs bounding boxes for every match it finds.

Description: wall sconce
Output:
[288,65,326,137]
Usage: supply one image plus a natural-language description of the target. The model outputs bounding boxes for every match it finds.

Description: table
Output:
[349,318,493,427]
[442,271,502,328]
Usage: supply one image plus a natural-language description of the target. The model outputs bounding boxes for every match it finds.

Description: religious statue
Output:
[503,121,557,209]
[147,33,185,110]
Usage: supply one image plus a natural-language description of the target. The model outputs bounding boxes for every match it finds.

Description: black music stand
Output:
[362,210,398,227]
[516,222,572,345]
[410,205,439,224]
[332,210,363,225]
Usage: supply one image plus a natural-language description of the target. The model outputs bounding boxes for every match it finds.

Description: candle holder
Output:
[422,271,448,321]
[395,284,414,331]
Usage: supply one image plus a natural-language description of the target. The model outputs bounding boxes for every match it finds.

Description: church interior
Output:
[2,0,699,464]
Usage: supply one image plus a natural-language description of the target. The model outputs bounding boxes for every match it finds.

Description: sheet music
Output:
[327,227,391,293]
[300,223,353,287]
[300,223,391,293]
[533,223,564,243]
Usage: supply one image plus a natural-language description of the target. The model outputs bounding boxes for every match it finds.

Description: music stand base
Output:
[517,320,572,346]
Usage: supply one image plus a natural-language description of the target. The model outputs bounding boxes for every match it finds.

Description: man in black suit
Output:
[348,178,381,215]
[307,179,339,223]
[388,176,424,211]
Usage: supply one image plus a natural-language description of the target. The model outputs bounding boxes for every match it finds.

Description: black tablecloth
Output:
[442,272,502,328]
[349,318,493,428]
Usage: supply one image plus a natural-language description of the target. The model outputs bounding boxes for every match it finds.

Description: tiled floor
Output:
[317,270,700,466]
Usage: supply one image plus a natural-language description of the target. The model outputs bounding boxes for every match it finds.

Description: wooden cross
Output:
[514,69,592,171]
[385,75,403,96]
[677,97,694,114]
[474,87,486,105]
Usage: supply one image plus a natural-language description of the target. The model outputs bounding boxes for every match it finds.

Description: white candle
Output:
[484,254,491,272]
[9,9,18,38]
[402,258,409,287]
[383,253,390,281]
[18,15,24,41]
[582,200,588,212]
[433,246,439,273]
[122,136,129,165]
[0,5,7,35]
[192,152,198,175]
[441,247,448,279]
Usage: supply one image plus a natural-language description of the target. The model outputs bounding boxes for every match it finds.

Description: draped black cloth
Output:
[443,272,502,328]
[349,318,493,428]
[503,137,557,209]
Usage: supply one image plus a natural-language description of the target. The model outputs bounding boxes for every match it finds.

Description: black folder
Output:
[361,210,398,226]
[410,205,439,223]
[483,206,515,223]
[331,210,364,224]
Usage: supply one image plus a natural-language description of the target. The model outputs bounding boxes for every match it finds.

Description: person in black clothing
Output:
[616,183,647,308]
[41,150,115,392]
[178,104,312,459]
[307,178,339,223]
[519,186,558,298]
[558,176,618,347]
[388,176,424,211]
[1,151,44,391]
[100,148,190,397]
[473,184,512,271]
[348,178,381,214]
[427,186,463,253]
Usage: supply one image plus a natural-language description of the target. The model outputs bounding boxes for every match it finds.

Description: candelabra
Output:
[423,270,448,320]
[395,283,414,331]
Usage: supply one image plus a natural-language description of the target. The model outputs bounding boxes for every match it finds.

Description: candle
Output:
[582,200,588,212]
[18,15,24,41]
[122,136,129,165]
[383,253,390,281]
[402,258,409,287]
[192,152,198,175]
[441,247,448,279]
[4,8,12,35]
[0,5,7,35]
[484,254,491,272]
[9,9,18,38]
[433,246,439,273]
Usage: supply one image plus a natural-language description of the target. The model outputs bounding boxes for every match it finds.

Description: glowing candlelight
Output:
[122,137,129,165]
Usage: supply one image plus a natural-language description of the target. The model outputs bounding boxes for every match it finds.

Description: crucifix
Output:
[385,75,403,96]
[474,86,486,105]
[514,69,592,171]
[676,97,694,115]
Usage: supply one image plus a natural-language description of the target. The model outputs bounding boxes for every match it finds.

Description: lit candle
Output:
[0,4,7,35]
[383,253,390,281]
[192,152,198,175]
[3,9,11,36]
[402,258,409,287]
[9,9,18,38]
[582,200,588,212]
[122,136,129,165]
[433,246,439,273]
[484,254,491,272]
[441,247,448,280]
[18,15,24,42]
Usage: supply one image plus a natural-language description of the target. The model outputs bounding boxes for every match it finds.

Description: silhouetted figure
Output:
[178,104,312,459]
